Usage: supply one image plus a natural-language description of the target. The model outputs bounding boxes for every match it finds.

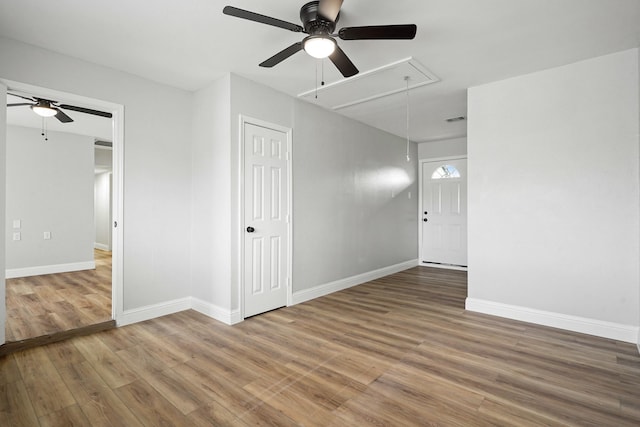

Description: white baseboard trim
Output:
[191,297,241,325]
[292,259,419,305]
[117,297,192,327]
[94,243,110,251]
[109,258,434,332]
[229,309,242,325]
[466,298,639,344]
[116,296,241,329]
[6,261,96,279]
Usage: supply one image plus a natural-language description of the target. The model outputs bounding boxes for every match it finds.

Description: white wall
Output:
[418,137,467,159]
[229,75,295,312]
[293,100,418,291]
[190,75,232,315]
[191,73,419,320]
[94,172,112,251]
[229,74,418,308]
[467,49,640,342]
[1,39,418,328]
[6,125,94,276]
[0,37,193,313]
[94,146,112,171]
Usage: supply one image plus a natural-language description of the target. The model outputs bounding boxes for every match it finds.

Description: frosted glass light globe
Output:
[304,36,336,59]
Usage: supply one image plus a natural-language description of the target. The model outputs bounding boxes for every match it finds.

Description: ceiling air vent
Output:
[298,57,439,110]
[94,140,112,148]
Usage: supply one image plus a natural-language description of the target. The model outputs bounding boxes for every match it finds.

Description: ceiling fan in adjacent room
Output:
[7,92,112,123]
[223,0,417,78]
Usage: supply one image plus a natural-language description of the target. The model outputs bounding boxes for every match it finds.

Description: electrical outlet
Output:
[43,231,51,240]
[13,232,21,241]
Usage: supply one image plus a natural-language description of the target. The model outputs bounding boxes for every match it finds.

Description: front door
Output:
[421,158,467,267]
[243,122,290,318]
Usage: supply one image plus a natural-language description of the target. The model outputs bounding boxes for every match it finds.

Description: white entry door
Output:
[421,159,467,267]
[243,122,290,318]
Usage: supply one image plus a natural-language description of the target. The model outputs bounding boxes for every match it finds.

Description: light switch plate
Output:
[44,231,51,240]
[13,219,21,229]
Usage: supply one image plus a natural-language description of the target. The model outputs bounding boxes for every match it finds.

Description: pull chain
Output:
[405,76,410,162]
[41,117,49,141]
[315,59,327,99]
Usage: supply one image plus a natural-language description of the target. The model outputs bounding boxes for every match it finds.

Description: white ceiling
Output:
[1,0,639,142]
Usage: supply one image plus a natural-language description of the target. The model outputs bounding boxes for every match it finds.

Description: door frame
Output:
[418,155,468,271]
[1,79,125,337]
[238,115,293,320]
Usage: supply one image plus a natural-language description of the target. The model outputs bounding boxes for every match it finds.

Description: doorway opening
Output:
[419,157,468,270]
[2,81,123,347]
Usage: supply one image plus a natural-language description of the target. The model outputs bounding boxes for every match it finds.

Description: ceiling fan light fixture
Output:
[303,35,336,59]
[31,101,57,117]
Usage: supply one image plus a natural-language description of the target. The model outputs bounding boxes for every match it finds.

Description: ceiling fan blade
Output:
[329,46,358,78]
[58,104,113,118]
[7,93,35,102]
[54,108,74,123]
[318,0,343,22]
[259,42,304,68]
[338,24,417,40]
[7,103,33,107]
[223,6,303,33]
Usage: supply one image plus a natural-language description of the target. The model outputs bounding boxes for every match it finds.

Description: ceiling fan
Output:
[7,93,112,123]
[223,0,417,78]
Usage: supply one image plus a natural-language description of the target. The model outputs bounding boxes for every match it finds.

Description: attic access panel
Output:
[298,57,438,110]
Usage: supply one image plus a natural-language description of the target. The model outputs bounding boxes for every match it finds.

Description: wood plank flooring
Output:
[1,266,639,426]
[5,249,112,342]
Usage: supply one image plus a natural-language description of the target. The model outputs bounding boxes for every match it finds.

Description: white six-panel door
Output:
[421,158,468,267]
[243,122,290,318]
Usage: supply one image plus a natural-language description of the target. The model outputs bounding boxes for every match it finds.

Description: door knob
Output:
[423,218,428,222]
[246,226,255,233]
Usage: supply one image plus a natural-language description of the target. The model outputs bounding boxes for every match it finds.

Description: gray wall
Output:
[1,36,193,311]
[191,75,232,309]
[293,101,418,290]
[467,49,640,339]
[2,37,419,326]
[418,137,467,159]
[191,73,419,315]
[6,125,94,272]
[94,172,111,251]
[229,74,295,311]
[94,147,112,171]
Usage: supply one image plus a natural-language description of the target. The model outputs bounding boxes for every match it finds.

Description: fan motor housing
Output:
[300,1,338,34]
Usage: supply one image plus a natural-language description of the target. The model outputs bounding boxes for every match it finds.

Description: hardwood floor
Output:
[5,249,112,342]
[1,266,639,426]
